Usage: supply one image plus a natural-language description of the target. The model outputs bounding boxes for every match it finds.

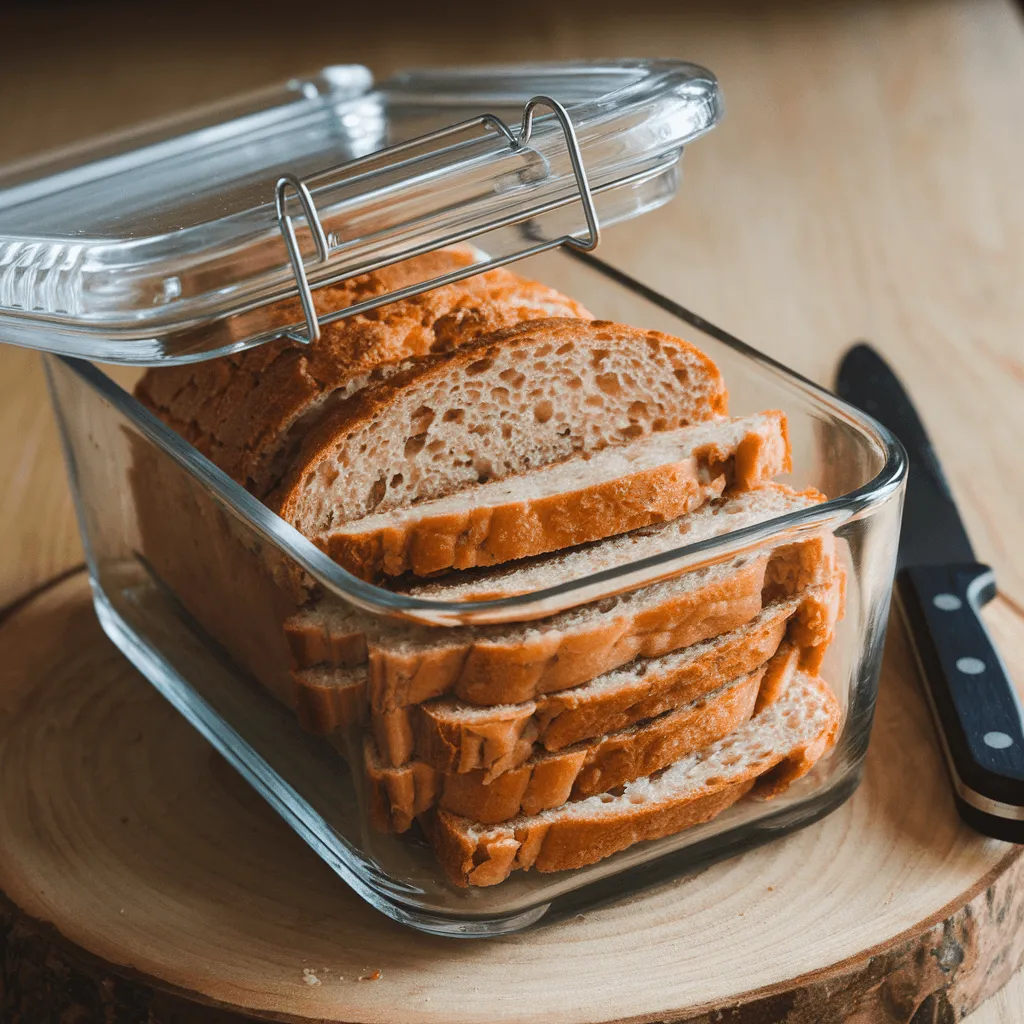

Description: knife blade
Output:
[837,343,1024,842]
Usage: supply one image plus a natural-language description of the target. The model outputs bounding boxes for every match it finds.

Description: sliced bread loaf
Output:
[368,659,776,832]
[364,534,834,711]
[324,411,790,581]
[430,668,841,886]
[284,483,828,677]
[136,250,592,497]
[367,570,844,771]
[273,318,728,541]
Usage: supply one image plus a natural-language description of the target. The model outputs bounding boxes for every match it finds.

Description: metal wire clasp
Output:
[274,95,600,345]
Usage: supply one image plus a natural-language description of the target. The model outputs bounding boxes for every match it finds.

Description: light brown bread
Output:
[369,570,844,771]
[324,411,790,581]
[284,485,831,715]
[430,668,841,886]
[135,250,592,498]
[273,318,729,542]
[367,660,775,832]
[364,535,835,712]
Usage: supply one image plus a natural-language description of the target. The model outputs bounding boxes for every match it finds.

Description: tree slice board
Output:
[2,573,1023,1024]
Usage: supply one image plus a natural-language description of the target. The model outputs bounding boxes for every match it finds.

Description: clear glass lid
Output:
[0,61,721,363]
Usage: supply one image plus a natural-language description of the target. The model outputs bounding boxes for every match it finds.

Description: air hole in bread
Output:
[411,405,435,431]
[443,408,464,424]
[368,475,386,511]
[585,395,604,409]
[390,473,403,488]
[474,458,493,483]
[404,434,427,458]
[652,417,668,431]
[628,794,646,805]
[567,377,583,390]
[466,358,493,375]
[598,794,615,804]
[596,373,622,397]
[534,400,554,424]
[499,368,526,387]
[673,368,690,385]
[627,400,648,420]
[622,424,645,440]
[427,438,446,454]
[704,776,724,787]
[492,386,511,405]
[533,361,549,373]
[591,348,611,367]
[501,424,512,439]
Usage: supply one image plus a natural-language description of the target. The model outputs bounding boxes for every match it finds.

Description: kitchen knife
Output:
[837,343,1024,841]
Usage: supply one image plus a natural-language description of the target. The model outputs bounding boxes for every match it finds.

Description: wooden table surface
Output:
[1,0,1021,1019]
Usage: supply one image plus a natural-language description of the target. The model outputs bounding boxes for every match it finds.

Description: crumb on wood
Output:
[302,968,321,987]
[767,886,774,892]
[359,969,383,982]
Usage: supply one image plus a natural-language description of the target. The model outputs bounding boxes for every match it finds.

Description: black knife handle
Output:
[896,563,1024,841]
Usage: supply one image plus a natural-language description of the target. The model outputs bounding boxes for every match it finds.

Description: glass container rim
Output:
[49,252,907,627]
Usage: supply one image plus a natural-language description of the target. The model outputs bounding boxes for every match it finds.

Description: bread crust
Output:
[327,460,725,582]
[367,554,769,711]
[368,663,769,831]
[324,411,789,581]
[430,672,841,886]
[372,569,844,770]
[135,251,592,498]
[273,318,729,538]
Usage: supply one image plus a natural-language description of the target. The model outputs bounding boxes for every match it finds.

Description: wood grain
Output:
[0,0,1021,1020]
[0,572,1022,1024]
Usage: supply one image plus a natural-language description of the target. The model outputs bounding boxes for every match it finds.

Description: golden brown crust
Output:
[373,571,845,771]
[322,411,789,582]
[325,460,726,582]
[135,252,592,498]
[365,555,769,712]
[430,674,841,886]
[428,782,755,887]
[368,664,767,831]
[291,670,366,734]
[272,318,729,531]
[363,528,837,712]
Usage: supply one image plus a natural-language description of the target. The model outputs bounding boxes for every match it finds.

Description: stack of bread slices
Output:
[137,250,843,888]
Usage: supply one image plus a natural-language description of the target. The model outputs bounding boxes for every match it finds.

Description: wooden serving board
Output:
[2,572,1024,1024]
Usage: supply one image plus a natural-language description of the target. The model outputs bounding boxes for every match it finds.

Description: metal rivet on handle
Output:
[957,657,986,675]
[984,731,1014,750]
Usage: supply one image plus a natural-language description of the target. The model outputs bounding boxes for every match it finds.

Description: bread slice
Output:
[371,533,835,714]
[324,411,790,581]
[430,668,841,886]
[368,658,780,832]
[368,571,844,771]
[135,250,592,498]
[284,483,829,688]
[273,318,728,541]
